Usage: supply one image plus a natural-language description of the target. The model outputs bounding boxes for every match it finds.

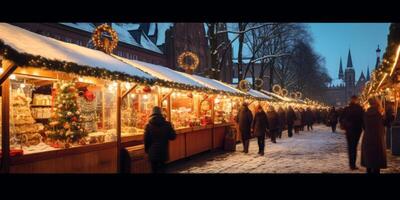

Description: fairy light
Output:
[0,68,3,74]
[9,74,16,80]
[390,45,400,76]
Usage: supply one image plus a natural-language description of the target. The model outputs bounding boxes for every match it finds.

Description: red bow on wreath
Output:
[84,90,96,102]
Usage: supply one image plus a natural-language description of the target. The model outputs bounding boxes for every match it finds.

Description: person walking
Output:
[294,108,302,134]
[252,105,269,155]
[236,102,253,153]
[277,107,286,139]
[340,95,364,170]
[267,105,279,143]
[286,106,296,138]
[305,107,314,131]
[144,106,177,173]
[361,98,387,174]
[328,106,339,133]
[384,102,395,149]
[299,108,306,131]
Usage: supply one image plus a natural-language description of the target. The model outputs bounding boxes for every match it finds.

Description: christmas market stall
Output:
[0,23,156,173]
[115,56,247,162]
[178,72,247,149]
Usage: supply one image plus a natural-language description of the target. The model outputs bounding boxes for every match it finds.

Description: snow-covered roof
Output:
[248,89,273,100]
[261,90,293,102]
[156,23,173,46]
[60,23,163,54]
[329,79,345,87]
[60,23,96,32]
[114,56,205,88]
[177,72,246,96]
[0,23,154,81]
[140,33,163,54]
[111,23,141,47]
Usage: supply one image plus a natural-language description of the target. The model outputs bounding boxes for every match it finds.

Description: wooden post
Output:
[116,83,122,173]
[0,60,17,173]
[1,79,10,173]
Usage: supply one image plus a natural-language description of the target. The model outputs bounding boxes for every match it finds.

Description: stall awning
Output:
[115,56,212,91]
[260,90,293,102]
[248,89,273,100]
[176,72,246,96]
[0,23,154,83]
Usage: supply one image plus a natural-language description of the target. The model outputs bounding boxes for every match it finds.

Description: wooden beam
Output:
[0,60,17,86]
[161,89,174,102]
[116,83,122,173]
[1,78,10,173]
[122,84,138,99]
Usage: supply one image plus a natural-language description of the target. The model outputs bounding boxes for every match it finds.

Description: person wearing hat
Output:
[144,106,177,173]
[235,102,253,153]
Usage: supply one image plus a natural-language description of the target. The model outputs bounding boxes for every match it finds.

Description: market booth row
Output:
[0,23,325,173]
[0,23,255,173]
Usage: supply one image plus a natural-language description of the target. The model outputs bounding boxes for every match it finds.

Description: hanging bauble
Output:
[296,92,302,99]
[238,80,251,92]
[290,92,297,99]
[281,88,288,97]
[272,84,282,94]
[92,23,119,54]
[83,90,96,102]
[143,85,152,93]
[177,51,200,73]
[254,78,264,89]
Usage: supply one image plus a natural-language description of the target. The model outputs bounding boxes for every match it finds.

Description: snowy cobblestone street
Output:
[168,125,400,173]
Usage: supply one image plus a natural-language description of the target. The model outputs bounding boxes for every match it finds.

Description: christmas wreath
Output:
[92,24,119,54]
[238,80,251,92]
[177,51,200,72]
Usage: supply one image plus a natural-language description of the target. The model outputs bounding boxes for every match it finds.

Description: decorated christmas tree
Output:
[47,80,87,145]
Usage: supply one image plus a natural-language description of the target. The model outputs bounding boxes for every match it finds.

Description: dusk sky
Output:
[308,23,390,83]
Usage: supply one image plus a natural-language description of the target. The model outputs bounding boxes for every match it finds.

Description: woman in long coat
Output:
[267,106,279,143]
[361,98,387,174]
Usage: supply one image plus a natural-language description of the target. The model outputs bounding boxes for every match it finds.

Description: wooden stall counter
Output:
[213,123,234,149]
[9,142,117,173]
[185,125,213,157]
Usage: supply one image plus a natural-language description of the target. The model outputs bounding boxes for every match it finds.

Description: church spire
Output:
[359,70,365,80]
[366,66,370,80]
[347,49,353,68]
[338,57,344,79]
[375,45,381,69]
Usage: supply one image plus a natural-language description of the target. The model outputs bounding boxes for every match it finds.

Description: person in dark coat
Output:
[301,108,307,131]
[305,107,314,131]
[252,105,269,155]
[384,102,395,149]
[328,106,339,133]
[340,95,364,170]
[286,106,296,137]
[235,102,253,153]
[361,98,387,174]
[144,106,177,173]
[267,106,279,143]
[277,107,286,138]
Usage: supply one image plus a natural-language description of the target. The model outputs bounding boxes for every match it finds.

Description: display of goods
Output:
[77,95,97,133]
[10,88,44,146]
[32,94,52,105]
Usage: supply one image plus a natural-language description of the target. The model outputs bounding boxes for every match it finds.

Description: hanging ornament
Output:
[83,90,96,102]
[177,51,200,73]
[238,80,251,92]
[290,92,297,99]
[281,88,288,97]
[92,23,119,54]
[296,91,303,99]
[187,92,193,98]
[143,85,152,93]
[254,78,264,89]
[272,84,282,94]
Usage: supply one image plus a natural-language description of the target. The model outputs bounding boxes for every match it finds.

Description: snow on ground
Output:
[168,125,400,173]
